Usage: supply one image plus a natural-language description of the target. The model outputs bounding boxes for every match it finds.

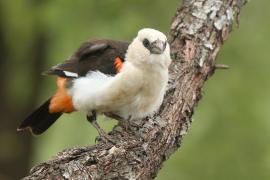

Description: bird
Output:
[17,28,171,141]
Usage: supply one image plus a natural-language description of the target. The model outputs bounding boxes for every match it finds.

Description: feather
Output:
[17,98,62,135]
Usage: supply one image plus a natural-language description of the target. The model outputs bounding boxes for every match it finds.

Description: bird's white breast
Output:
[116,62,168,119]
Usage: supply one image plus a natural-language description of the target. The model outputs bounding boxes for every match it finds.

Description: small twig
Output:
[215,64,230,69]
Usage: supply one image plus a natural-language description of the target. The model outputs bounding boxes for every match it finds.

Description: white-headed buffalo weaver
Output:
[18,28,171,140]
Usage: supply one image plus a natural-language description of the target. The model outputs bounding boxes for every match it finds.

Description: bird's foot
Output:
[95,133,117,144]
[119,115,133,131]
[87,111,117,144]
[119,119,130,131]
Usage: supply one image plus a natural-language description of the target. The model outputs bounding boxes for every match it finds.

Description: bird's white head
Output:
[126,28,171,69]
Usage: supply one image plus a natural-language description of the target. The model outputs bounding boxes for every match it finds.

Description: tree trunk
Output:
[22,0,247,179]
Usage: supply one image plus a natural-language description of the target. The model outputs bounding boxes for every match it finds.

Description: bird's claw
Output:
[95,133,117,144]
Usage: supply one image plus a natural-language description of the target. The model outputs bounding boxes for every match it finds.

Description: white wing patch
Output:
[63,71,78,78]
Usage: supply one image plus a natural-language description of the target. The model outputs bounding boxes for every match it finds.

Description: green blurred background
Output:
[0,0,269,179]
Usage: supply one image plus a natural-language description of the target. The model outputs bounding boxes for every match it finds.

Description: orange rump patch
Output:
[114,57,123,73]
[49,77,76,113]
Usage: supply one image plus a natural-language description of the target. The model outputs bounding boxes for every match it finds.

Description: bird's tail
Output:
[17,98,63,135]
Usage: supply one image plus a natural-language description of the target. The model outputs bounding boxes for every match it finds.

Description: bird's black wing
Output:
[44,40,130,77]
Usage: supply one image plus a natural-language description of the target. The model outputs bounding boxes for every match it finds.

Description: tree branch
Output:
[22,0,247,179]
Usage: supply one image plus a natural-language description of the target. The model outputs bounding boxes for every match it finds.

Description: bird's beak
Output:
[150,39,166,54]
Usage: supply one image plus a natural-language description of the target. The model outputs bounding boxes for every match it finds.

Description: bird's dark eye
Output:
[143,39,150,48]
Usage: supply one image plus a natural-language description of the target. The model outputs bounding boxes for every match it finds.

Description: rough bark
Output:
[22,0,247,179]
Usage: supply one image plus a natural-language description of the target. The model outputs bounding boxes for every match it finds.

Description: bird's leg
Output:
[87,111,116,144]
[120,115,132,131]
[104,112,130,130]
[87,111,106,136]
